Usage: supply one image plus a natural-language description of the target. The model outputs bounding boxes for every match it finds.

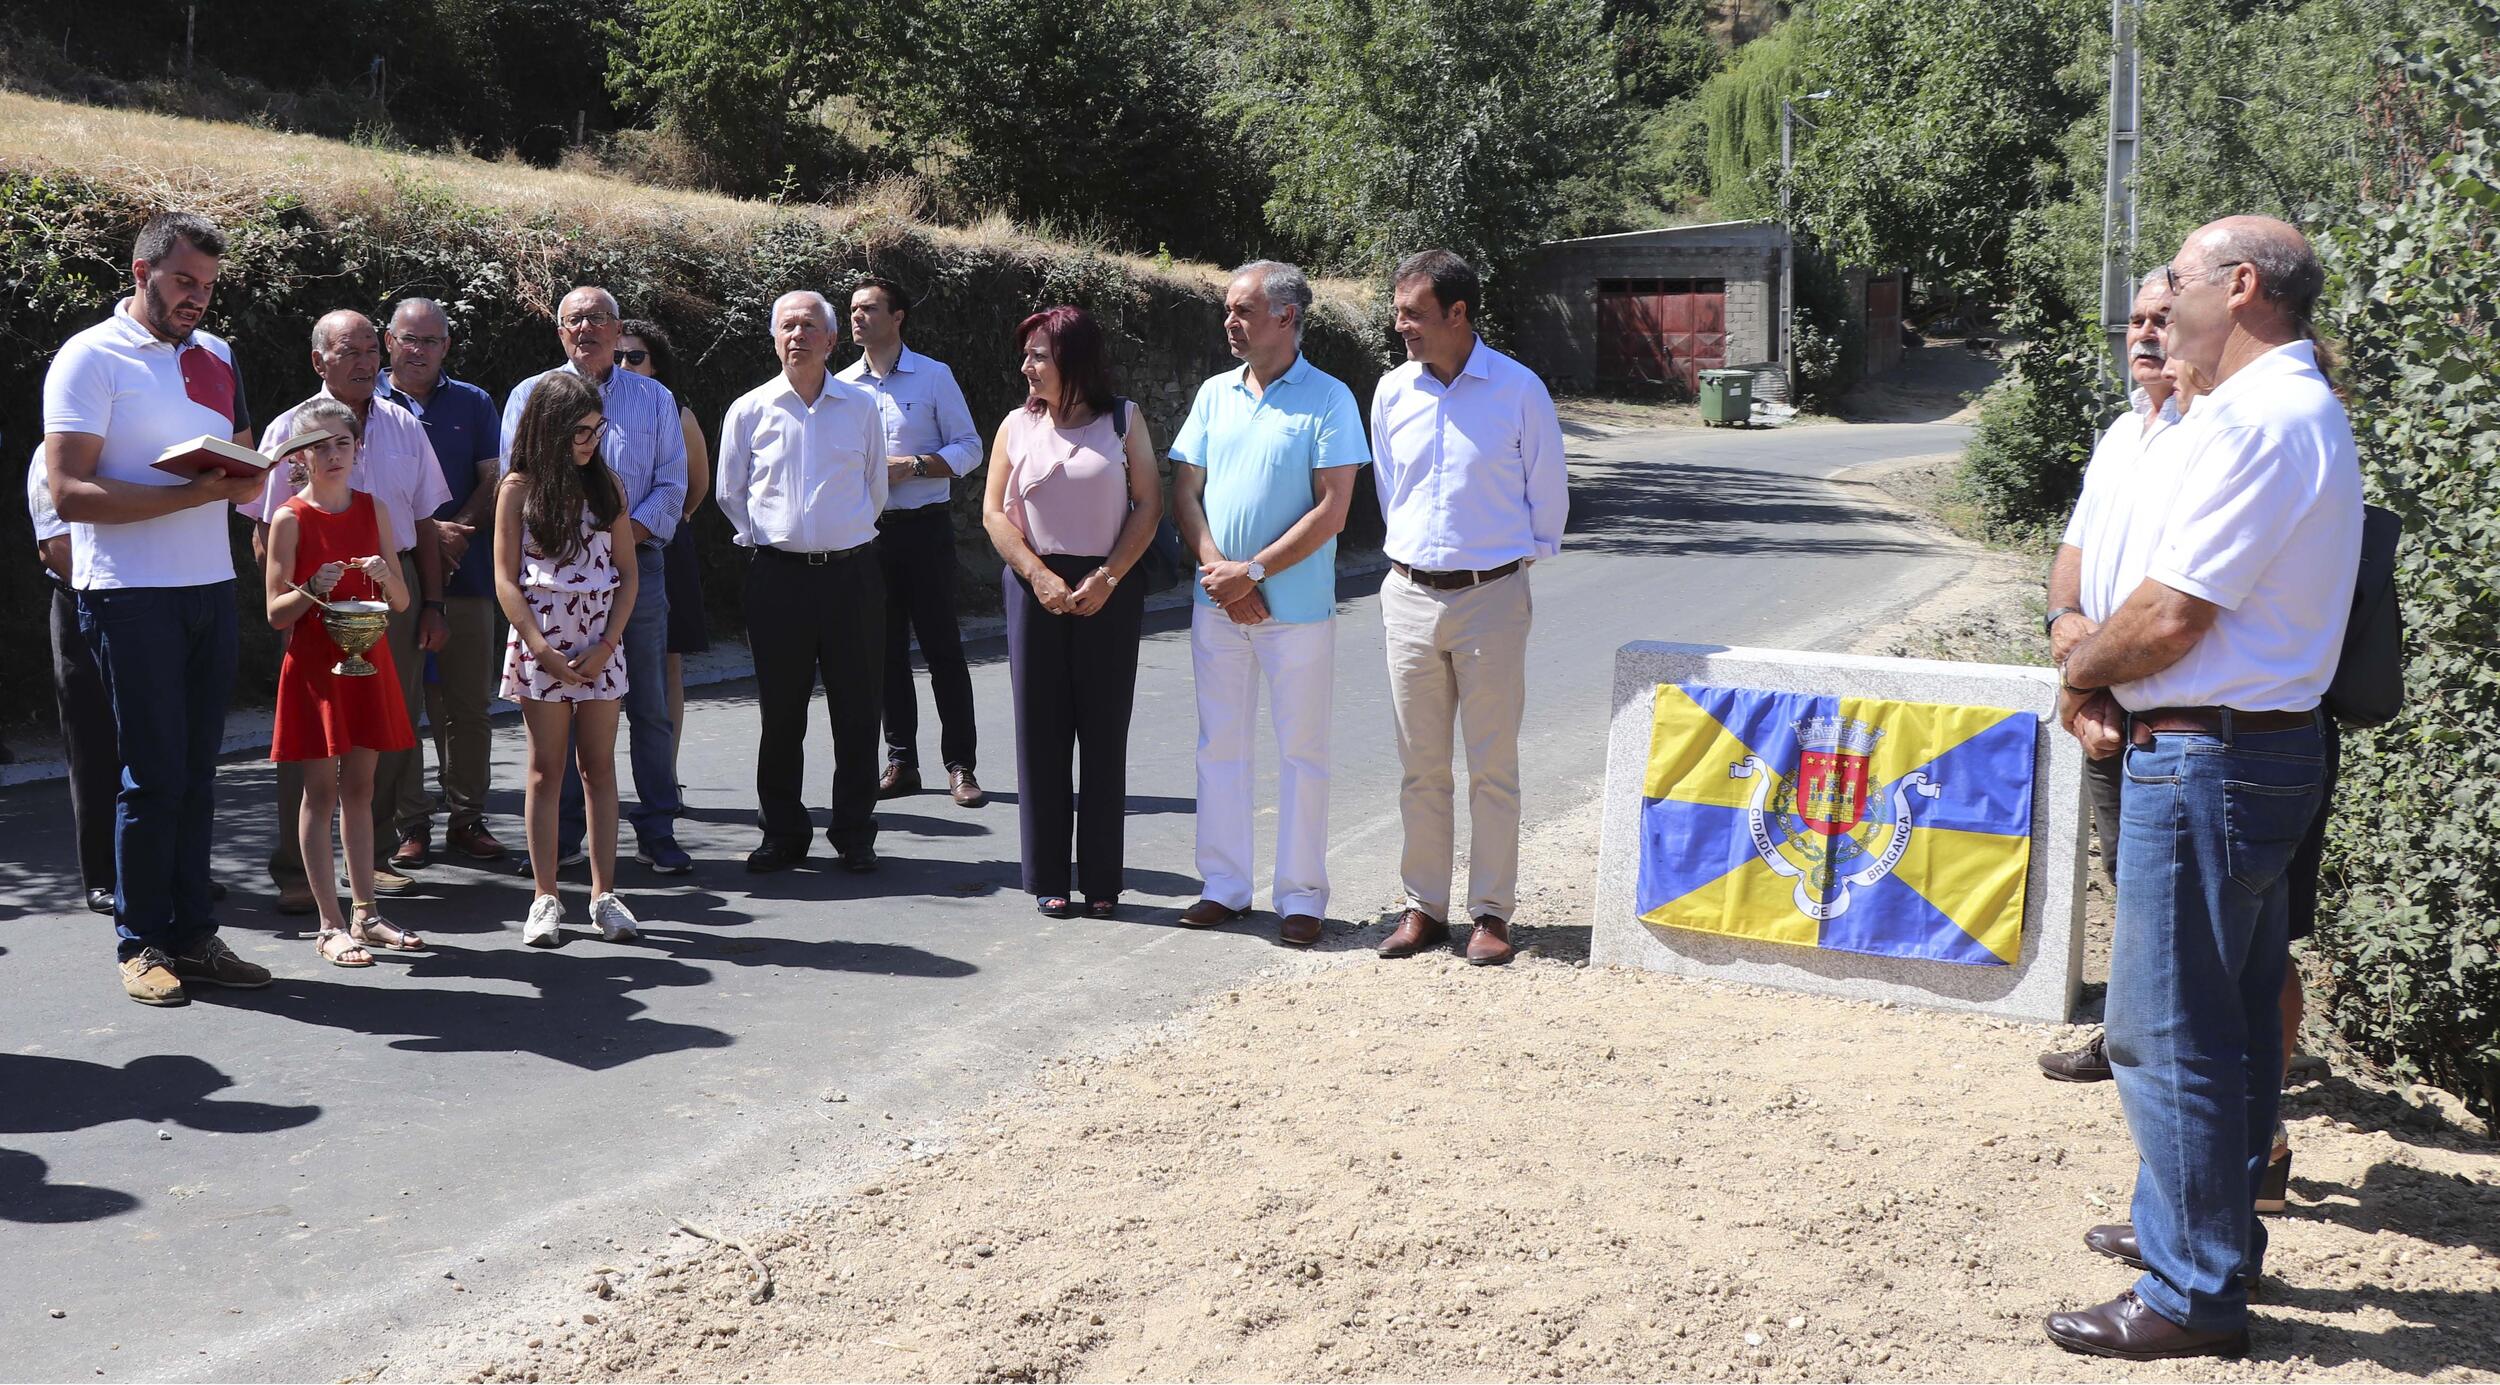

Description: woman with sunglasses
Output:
[617,319,712,786]
[495,372,642,948]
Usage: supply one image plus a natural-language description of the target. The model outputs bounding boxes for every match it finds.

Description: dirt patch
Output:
[366,450,2499,1385]
[1832,342,2004,425]
[386,821,2497,1385]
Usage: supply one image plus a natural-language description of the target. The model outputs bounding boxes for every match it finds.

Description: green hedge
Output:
[2309,11,2500,1122]
[0,167,1390,734]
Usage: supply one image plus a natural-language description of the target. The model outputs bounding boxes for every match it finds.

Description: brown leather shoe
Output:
[949,768,986,808]
[878,763,922,799]
[2039,1031,2114,1082]
[2044,1290,2245,1360]
[2083,1223,2146,1270]
[1465,915,1516,966]
[392,833,430,869]
[447,822,507,861]
[1377,908,1449,958]
[1278,913,1322,947]
[1178,898,1246,929]
[274,879,318,916]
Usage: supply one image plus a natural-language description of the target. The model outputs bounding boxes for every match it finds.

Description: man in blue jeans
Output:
[43,211,274,1005]
[2047,215,2361,1360]
[501,285,692,874]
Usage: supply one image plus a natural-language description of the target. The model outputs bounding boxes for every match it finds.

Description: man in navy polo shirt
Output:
[43,211,273,1006]
[381,296,509,865]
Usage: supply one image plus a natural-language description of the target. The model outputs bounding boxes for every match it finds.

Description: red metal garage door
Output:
[1596,278,1727,396]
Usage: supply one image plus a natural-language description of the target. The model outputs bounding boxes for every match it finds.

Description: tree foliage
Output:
[1229,0,1620,278]
[2312,0,2500,1121]
[1787,0,2101,291]
[603,0,861,198]
[1696,18,1811,221]
[869,0,1267,263]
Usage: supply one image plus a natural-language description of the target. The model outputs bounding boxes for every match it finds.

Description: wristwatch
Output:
[2043,605,2083,636]
[1245,560,1267,583]
[911,454,933,478]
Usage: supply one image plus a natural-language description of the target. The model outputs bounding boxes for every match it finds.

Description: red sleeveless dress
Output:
[270,490,416,762]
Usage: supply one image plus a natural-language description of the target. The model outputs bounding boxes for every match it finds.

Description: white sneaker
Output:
[590,892,640,942]
[522,894,565,948]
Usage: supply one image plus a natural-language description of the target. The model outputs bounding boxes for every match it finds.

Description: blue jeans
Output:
[2107,719,2323,1331]
[557,545,679,852]
[77,582,238,960]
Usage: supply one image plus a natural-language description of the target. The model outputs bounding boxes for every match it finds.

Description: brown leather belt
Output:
[2128,705,2317,747]
[1391,558,1522,591]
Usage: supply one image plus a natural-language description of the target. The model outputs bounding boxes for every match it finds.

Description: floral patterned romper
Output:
[499,511,628,703]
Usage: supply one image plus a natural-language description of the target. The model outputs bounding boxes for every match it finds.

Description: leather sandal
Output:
[317,929,375,968]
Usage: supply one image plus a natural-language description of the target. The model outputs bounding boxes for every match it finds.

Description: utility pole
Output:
[2098,0,2143,378]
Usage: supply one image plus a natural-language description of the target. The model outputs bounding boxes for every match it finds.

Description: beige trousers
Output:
[1381,566,1533,924]
[421,595,498,833]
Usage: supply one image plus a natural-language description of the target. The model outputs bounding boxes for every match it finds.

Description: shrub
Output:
[0,157,1385,734]
[1955,302,2120,540]
[2310,6,2500,1122]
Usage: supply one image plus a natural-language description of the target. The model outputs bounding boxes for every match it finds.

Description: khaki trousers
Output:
[422,595,497,833]
[272,552,422,881]
[1381,566,1532,924]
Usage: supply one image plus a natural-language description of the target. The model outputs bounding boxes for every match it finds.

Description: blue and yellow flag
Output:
[1638,684,2036,966]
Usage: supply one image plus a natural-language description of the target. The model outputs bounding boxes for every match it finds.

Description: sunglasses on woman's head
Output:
[613,349,650,366]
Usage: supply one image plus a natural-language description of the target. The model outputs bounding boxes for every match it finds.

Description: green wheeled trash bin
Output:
[1697,368,1754,426]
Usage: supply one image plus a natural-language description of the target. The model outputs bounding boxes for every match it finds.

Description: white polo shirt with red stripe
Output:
[41,299,249,591]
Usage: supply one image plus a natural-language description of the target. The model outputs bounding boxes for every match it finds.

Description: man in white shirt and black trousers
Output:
[836,276,989,808]
[1368,249,1569,968]
[2046,216,2360,1362]
[718,290,890,874]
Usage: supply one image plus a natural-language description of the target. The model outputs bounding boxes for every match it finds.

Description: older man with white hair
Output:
[2044,215,2359,1362]
[717,290,890,874]
[501,284,692,875]
[1169,260,1367,947]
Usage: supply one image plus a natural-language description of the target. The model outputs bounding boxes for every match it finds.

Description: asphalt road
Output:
[0,418,1971,1382]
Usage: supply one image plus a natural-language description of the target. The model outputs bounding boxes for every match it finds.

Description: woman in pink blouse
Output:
[981,306,1163,919]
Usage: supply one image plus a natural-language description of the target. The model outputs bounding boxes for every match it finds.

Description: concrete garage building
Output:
[1514,219,1905,398]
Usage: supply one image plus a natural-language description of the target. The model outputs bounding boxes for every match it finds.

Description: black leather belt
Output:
[756,542,872,567]
[2129,706,2316,746]
[1391,558,1522,591]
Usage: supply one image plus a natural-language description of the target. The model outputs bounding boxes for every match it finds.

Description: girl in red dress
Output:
[264,399,423,966]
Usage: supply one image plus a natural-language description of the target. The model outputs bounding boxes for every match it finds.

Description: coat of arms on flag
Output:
[1636,684,2038,966]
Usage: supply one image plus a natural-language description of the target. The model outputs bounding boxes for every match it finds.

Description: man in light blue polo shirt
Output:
[1169,261,1368,947]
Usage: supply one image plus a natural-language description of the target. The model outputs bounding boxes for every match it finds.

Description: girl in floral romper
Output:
[496,372,641,947]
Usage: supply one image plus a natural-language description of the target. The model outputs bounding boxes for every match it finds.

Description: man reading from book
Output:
[42,210,276,1007]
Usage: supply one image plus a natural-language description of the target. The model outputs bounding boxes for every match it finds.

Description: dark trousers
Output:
[1003,555,1145,901]
[748,545,884,850]
[556,544,680,853]
[49,580,118,896]
[877,503,978,772]
[77,581,237,960]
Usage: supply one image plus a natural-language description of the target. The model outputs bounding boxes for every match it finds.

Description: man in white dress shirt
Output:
[718,290,890,874]
[2037,268,2178,1083]
[1368,249,1569,967]
[2045,216,2359,1362]
[245,309,452,907]
[836,276,988,807]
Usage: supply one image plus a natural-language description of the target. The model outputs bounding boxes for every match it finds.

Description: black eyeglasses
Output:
[2164,259,2247,295]
[571,419,610,444]
[613,349,650,366]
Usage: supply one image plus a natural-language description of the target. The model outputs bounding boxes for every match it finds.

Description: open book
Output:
[149,427,335,479]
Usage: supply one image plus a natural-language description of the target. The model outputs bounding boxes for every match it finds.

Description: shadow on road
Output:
[0,1053,322,1225]
[1565,461,1929,560]
[202,946,737,1069]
